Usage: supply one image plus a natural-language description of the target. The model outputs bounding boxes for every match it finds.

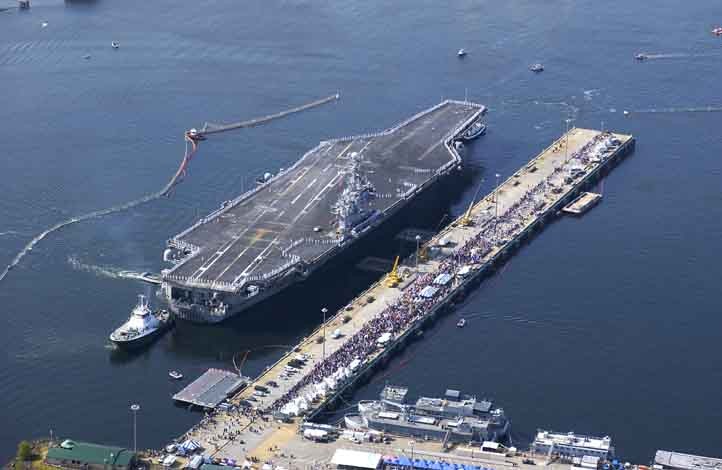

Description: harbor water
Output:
[2,0,722,462]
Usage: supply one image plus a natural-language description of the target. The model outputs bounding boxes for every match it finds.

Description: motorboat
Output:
[712,27,722,36]
[169,370,183,380]
[186,128,207,141]
[111,41,119,49]
[457,318,466,328]
[109,295,174,348]
[461,121,487,141]
[529,63,544,73]
[457,48,467,57]
[453,141,465,152]
[634,53,648,61]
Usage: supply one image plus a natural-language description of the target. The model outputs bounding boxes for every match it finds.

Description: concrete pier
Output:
[175,127,634,460]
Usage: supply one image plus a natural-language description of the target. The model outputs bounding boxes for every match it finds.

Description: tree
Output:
[16,441,32,462]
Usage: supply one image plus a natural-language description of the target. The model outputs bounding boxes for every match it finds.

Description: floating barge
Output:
[172,368,247,409]
[161,100,486,323]
[562,191,602,215]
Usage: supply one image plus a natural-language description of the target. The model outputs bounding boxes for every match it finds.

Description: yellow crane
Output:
[459,200,475,226]
[385,255,402,287]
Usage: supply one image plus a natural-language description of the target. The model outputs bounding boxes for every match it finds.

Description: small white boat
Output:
[457,48,467,57]
[111,41,119,49]
[457,318,466,328]
[529,63,544,72]
[169,370,183,380]
[82,54,91,60]
[41,21,49,28]
[634,53,648,61]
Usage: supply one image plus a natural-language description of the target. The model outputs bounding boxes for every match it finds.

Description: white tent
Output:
[419,286,439,298]
[376,332,392,345]
[330,449,381,469]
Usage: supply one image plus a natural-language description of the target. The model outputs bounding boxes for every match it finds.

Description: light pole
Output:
[494,173,501,239]
[415,235,421,268]
[409,440,415,462]
[564,118,572,163]
[130,403,140,453]
[321,307,328,362]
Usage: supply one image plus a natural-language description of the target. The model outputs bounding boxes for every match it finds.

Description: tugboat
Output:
[109,295,173,348]
[634,53,648,61]
[461,121,487,141]
[457,48,467,57]
[529,63,544,73]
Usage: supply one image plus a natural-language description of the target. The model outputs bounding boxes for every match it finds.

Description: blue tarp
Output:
[383,456,491,470]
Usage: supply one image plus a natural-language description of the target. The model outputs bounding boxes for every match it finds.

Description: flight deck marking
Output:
[239,237,281,278]
[279,167,310,196]
[290,178,318,205]
[206,144,352,281]
[417,139,443,161]
[293,172,343,224]
[191,208,270,280]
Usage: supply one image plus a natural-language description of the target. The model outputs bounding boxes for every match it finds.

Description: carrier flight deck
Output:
[161,100,486,322]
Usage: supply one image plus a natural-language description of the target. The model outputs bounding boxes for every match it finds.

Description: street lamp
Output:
[494,173,501,238]
[321,307,328,362]
[564,118,572,163]
[415,235,421,268]
[409,440,415,462]
[130,403,140,453]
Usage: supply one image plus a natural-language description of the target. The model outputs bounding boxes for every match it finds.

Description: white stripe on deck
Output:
[290,177,318,205]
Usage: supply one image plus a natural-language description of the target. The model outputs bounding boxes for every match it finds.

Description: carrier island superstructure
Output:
[160,100,486,323]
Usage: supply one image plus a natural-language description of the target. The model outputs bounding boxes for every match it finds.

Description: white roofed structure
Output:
[532,430,613,459]
[331,449,382,470]
[655,450,722,470]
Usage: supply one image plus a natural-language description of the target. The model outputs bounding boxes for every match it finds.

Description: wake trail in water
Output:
[66,255,149,282]
[630,106,722,114]
[0,231,24,238]
[0,94,339,285]
[641,52,719,60]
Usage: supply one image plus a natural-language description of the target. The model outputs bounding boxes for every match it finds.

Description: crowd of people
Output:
[184,403,271,451]
[269,131,620,414]
[179,130,621,453]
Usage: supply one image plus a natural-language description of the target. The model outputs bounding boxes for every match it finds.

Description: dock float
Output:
[562,191,602,215]
[176,127,634,457]
[172,369,247,409]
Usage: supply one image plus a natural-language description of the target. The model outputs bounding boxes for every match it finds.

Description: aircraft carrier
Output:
[161,100,486,323]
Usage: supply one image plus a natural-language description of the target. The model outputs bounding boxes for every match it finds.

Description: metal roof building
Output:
[45,440,136,470]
